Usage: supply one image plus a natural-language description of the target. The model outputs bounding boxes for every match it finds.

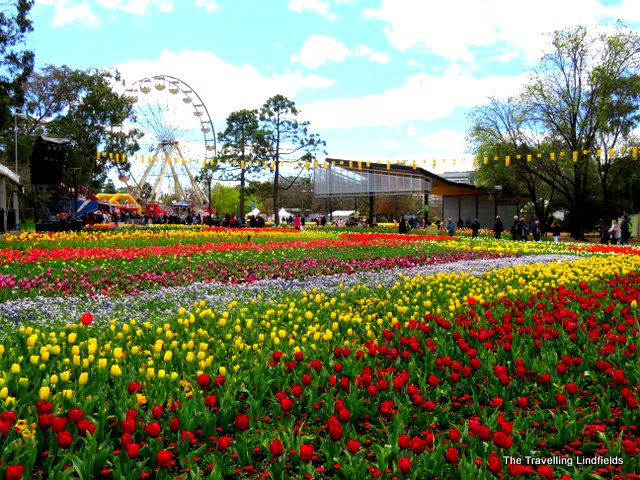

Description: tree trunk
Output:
[239,168,246,217]
[273,160,280,225]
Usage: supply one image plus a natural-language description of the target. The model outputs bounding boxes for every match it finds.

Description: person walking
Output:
[446,218,456,236]
[398,217,408,234]
[493,216,504,239]
[471,218,481,238]
[620,214,632,246]
[510,216,519,241]
[609,219,620,245]
[550,220,561,242]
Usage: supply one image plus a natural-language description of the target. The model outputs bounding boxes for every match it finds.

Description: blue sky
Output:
[30,0,640,176]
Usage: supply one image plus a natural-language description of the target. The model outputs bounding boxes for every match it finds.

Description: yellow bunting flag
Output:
[483,156,488,165]
[596,149,602,157]
[609,148,614,158]
[527,154,532,162]
[572,151,578,162]
[633,146,638,158]
[96,152,101,160]
[473,157,477,168]
[550,153,555,161]
[357,160,362,170]
[386,160,391,170]
[505,156,510,166]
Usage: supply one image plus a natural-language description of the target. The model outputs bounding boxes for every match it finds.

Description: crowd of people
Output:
[397,212,634,244]
[598,213,633,245]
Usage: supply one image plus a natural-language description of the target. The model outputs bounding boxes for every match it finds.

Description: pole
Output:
[13,111,18,173]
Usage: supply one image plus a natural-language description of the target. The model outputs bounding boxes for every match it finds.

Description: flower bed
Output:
[0,229,639,478]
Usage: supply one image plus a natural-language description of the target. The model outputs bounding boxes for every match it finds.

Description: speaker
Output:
[31,136,71,185]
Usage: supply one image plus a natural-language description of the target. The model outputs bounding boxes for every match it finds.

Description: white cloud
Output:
[353,45,389,65]
[115,49,334,124]
[301,70,527,129]
[362,0,627,65]
[195,0,221,12]
[291,35,351,69]
[95,0,174,15]
[288,0,337,20]
[291,35,389,69]
[48,1,101,28]
[406,124,417,136]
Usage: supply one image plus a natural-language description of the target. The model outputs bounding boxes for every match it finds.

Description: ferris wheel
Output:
[122,75,216,207]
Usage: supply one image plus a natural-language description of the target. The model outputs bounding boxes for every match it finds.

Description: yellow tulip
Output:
[38,386,50,400]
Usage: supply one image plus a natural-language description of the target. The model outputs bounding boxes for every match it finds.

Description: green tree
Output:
[259,94,325,225]
[210,183,240,214]
[217,109,266,216]
[468,24,640,238]
[28,66,139,192]
[0,0,34,130]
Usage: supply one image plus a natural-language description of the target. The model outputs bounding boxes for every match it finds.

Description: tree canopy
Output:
[468,24,640,238]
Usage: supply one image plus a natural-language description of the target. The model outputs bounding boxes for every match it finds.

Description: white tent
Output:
[331,210,356,219]
[246,207,261,217]
[278,208,292,218]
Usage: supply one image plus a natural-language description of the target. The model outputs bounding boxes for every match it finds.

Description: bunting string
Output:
[95,145,640,172]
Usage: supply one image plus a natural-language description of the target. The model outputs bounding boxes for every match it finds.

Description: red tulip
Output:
[156,449,173,469]
[537,465,554,480]
[68,408,84,424]
[127,381,142,395]
[77,419,96,437]
[151,405,163,418]
[299,443,314,462]
[493,431,513,449]
[398,457,411,475]
[398,434,411,449]
[410,436,427,454]
[279,397,293,413]
[51,416,69,433]
[38,413,53,431]
[1,411,16,424]
[80,312,93,326]
[328,424,343,442]
[449,427,461,443]
[36,401,53,415]
[217,435,233,452]
[145,421,161,438]
[346,439,360,454]
[487,455,501,474]
[120,418,136,435]
[169,416,180,432]
[269,438,284,457]
[57,430,73,449]
[445,446,459,463]
[197,373,211,389]
[622,439,638,455]
[235,413,249,431]
[125,442,140,459]
[5,465,24,480]
[204,395,218,409]
[338,408,351,423]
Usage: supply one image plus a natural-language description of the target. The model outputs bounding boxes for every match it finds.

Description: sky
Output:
[28,0,640,179]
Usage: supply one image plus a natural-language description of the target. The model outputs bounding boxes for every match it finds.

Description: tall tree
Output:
[259,95,325,224]
[468,24,640,238]
[30,66,139,191]
[0,0,34,130]
[217,109,266,216]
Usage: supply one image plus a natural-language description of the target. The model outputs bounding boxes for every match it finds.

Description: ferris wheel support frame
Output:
[123,74,216,208]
